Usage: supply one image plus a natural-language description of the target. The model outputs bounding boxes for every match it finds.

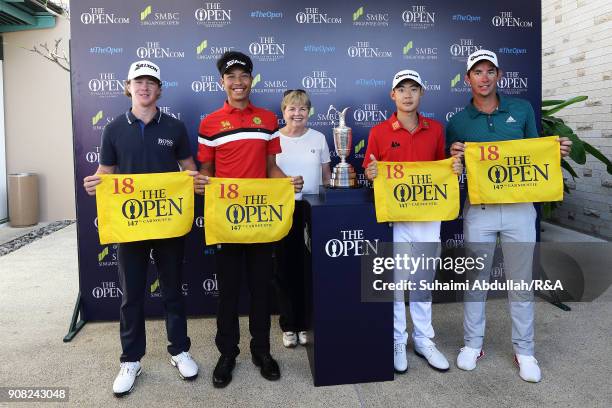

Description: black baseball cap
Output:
[216,51,253,76]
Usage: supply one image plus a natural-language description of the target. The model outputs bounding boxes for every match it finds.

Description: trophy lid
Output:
[338,107,349,128]
[328,105,350,128]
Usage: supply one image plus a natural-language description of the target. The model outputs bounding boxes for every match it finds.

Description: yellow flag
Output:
[373,158,460,222]
[96,172,194,244]
[204,178,295,245]
[465,136,563,204]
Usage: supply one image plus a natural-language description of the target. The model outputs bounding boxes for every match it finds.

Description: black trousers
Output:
[117,236,190,362]
[214,242,274,357]
[273,200,307,333]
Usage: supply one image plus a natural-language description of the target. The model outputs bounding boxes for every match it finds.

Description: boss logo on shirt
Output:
[158,138,174,147]
[391,141,400,148]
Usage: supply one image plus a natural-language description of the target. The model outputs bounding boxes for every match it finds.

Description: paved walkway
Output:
[0,224,610,407]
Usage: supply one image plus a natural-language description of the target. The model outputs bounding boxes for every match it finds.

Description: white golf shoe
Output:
[394,342,408,374]
[282,332,298,348]
[456,346,484,371]
[112,361,142,397]
[515,354,542,383]
[414,343,450,372]
[170,351,199,380]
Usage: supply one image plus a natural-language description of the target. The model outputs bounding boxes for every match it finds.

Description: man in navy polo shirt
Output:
[83,60,206,396]
[198,51,303,388]
[446,50,572,383]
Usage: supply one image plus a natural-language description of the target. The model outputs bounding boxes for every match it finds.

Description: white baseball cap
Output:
[127,60,161,82]
[466,49,499,71]
[392,69,424,90]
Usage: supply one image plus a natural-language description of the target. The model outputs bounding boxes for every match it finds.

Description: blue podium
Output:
[303,189,394,386]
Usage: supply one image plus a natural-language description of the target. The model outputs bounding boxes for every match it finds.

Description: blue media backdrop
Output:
[70,0,541,321]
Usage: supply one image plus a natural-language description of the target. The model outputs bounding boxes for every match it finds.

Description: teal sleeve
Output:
[524,102,539,138]
[445,119,457,154]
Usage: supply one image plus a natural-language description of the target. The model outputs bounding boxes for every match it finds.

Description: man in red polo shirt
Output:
[198,51,303,388]
[363,70,462,375]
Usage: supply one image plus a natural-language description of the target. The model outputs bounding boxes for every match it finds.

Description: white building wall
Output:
[3,17,74,221]
[542,0,612,238]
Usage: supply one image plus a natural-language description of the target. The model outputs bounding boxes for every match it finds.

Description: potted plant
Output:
[541,96,612,218]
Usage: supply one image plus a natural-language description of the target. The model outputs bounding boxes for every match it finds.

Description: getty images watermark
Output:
[360,242,612,303]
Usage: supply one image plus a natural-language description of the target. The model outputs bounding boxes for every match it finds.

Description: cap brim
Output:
[393,78,423,89]
[222,64,251,75]
[468,58,498,71]
[130,74,161,83]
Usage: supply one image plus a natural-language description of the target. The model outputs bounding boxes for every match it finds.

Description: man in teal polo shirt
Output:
[446,50,571,383]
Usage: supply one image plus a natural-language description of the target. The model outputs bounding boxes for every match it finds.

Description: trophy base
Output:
[329,165,358,189]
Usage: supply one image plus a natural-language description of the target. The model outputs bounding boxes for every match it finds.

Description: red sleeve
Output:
[362,127,379,168]
[197,118,215,163]
[435,123,446,161]
[267,134,281,155]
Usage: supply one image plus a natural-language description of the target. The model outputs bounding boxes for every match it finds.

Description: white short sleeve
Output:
[319,131,331,164]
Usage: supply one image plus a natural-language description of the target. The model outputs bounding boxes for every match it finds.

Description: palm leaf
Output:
[542,95,588,117]
[567,133,586,164]
[542,100,565,107]
[583,142,612,175]
[561,158,578,180]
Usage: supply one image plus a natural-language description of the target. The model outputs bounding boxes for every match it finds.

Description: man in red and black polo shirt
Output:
[363,70,462,375]
[198,51,303,388]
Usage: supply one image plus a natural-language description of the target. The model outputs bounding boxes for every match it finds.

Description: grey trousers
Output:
[463,201,536,356]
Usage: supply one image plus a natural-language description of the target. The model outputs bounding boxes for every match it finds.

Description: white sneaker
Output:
[394,343,408,374]
[282,332,298,348]
[456,346,484,371]
[170,351,199,380]
[112,361,142,397]
[298,331,308,346]
[515,354,542,383]
[414,343,450,372]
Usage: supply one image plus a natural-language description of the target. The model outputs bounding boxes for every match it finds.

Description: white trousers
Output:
[393,221,440,347]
